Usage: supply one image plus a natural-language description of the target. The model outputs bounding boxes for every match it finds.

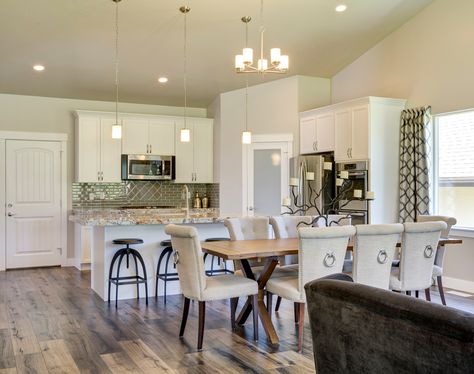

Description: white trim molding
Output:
[443,276,474,294]
[0,131,68,271]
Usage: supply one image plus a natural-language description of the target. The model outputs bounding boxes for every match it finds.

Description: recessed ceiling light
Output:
[33,64,45,71]
[158,77,168,83]
[335,4,347,12]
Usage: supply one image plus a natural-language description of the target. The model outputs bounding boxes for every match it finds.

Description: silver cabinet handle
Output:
[350,148,352,158]
[101,171,104,181]
[315,141,318,151]
[347,148,350,158]
[98,171,100,181]
[7,212,15,217]
[150,144,152,154]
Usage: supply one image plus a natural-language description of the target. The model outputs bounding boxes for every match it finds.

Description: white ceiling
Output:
[0,0,432,107]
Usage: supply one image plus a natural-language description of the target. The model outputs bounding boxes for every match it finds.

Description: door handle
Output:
[7,212,15,217]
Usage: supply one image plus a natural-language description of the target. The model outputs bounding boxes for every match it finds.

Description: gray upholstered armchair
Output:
[305,275,474,374]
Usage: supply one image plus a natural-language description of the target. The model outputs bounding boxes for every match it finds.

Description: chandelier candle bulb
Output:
[235,55,245,70]
[366,191,375,200]
[340,171,349,179]
[279,55,289,70]
[289,178,299,187]
[243,48,253,65]
[306,172,315,181]
[323,162,333,171]
[336,178,344,186]
[282,197,291,206]
[353,189,362,198]
[271,48,281,64]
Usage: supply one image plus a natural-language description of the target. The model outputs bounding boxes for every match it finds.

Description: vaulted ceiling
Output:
[0,0,432,107]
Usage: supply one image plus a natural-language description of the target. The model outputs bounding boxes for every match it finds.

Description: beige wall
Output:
[0,93,206,258]
[331,0,474,285]
[331,0,474,115]
[212,75,331,216]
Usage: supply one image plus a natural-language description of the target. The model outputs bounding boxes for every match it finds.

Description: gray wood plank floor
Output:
[0,267,473,373]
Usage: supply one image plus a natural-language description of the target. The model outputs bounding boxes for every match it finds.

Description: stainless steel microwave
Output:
[121,154,175,180]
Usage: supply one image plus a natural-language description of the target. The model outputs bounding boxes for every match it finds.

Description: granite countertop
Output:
[69,207,222,226]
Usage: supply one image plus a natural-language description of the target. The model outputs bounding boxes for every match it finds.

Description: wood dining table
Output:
[200,237,463,345]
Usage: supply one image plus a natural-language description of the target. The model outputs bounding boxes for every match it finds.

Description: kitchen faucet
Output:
[182,184,190,219]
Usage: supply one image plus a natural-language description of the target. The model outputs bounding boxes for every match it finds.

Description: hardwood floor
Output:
[0,268,473,373]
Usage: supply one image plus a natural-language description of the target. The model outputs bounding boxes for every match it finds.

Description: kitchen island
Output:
[70,208,229,301]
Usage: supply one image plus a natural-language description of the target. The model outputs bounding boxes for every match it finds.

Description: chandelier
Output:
[234,0,289,74]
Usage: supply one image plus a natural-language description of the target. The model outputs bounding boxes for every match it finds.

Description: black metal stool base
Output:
[155,245,180,304]
[108,241,148,308]
[203,238,233,276]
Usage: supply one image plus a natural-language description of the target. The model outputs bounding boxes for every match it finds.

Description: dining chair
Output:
[352,224,404,289]
[224,217,271,276]
[416,215,457,305]
[164,224,259,351]
[266,225,356,351]
[389,221,447,300]
[269,215,313,312]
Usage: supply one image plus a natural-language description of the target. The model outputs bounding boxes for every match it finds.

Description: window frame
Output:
[433,108,474,234]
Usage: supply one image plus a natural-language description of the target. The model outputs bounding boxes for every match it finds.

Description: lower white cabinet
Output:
[175,119,213,183]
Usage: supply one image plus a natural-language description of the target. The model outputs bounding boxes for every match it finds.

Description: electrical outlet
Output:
[99,192,106,199]
[89,193,95,201]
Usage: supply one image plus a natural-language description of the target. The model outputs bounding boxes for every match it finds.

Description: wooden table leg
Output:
[236,257,280,345]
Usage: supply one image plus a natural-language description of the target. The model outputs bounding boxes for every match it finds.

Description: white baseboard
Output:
[65,258,76,267]
[443,276,474,294]
[65,258,91,271]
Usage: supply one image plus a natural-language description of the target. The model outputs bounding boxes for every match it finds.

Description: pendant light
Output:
[111,0,122,139]
[242,78,252,144]
[180,6,191,143]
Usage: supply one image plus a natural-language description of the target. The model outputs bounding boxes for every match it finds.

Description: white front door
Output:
[6,140,62,268]
[246,141,290,217]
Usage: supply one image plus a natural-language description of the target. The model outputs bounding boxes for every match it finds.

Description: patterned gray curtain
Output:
[399,106,432,222]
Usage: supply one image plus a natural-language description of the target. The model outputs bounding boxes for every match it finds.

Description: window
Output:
[435,109,474,229]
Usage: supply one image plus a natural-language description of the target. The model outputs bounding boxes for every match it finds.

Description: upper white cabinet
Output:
[175,118,213,183]
[122,117,175,155]
[300,109,335,154]
[75,112,122,183]
[334,105,369,161]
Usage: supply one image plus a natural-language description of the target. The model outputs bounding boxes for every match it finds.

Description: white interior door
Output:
[6,140,62,268]
[246,142,289,217]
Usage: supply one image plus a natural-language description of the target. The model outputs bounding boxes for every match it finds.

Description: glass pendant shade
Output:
[242,130,252,144]
[257,58,268,71]
[180,128,191,142]
[270,48,281,64]
[279,55,289,70]
[243,48,253,65]
[235,55,245,70]
[112,124,122,139]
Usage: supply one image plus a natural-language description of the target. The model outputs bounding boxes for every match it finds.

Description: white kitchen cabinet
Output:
[175,119,213,183]
[75,112,122,183]
[122,118,175,155]
[299,110,334,154]
[300,97,407,224]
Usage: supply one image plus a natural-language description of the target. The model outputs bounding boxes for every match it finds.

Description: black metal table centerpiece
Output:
[281,162,375,227]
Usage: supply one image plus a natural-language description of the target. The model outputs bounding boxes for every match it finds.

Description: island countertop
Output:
[69,207,222,226]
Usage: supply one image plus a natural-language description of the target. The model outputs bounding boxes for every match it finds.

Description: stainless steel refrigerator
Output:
[289,153,335,216]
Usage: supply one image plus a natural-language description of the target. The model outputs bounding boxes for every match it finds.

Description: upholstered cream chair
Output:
[266,225,356,351]
[416,215,457,305]
[389,221,447,300]
[352,224,404,289]
[164,224,259,351]
[269,215,313,312]
[224,217,271,275]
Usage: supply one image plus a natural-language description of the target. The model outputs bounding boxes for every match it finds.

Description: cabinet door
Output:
[334,109,352,161]
[193,120,213,183]
[299,117,317,154]
[76,117,100,182]
[174,120,194,183]
[100,118,122,182]
[315,112,335,152]
[351,105,369,160]
[148,119,175,155]
[122,119,149,154]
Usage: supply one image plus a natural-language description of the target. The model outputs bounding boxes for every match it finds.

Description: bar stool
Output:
[203,237,233,276]
[155,239,179,303]
[108,238,148,308]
